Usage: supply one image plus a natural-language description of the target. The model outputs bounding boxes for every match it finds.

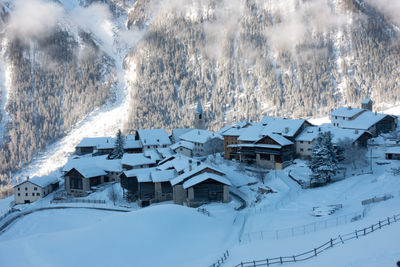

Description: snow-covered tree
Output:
[336,138,368,169]
[309,131,338,186]
[108,129,125,160]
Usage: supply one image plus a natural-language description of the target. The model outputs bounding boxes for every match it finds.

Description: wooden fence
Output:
[361,194,393,206]
[208,250,230,267]
[241,210,363,243]
[50,199,106,204]
[234,213,400,267]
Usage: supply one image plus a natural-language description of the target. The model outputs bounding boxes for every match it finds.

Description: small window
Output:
[300,141,303,144]
[308,141,311,144]
[32,193,35,196]
[335,116,337,119]
[17,193,20,196]
[37,193,40,196]
[308,148,312,151]
[25,193,28,196]
[34,187,37,191]
[25,187,28,191]
[300,148,304,152]
[18,187,20,191]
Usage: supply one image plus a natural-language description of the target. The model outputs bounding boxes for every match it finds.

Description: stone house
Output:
[14,176,59,204]
[170,141,194,157]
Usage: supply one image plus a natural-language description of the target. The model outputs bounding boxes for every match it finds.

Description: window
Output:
[17,193,20,196]
[25,187,28,191]
[32,193,35,196]
[300,148,304,152]
[70,176,83,190]
[18,187,20,191]
[308,142,311,144]
[260,154,270,160]
[335,116,337,119]
[34,187,37,191]
[300,141,303,144]
[199,114,202,120]
[37,193,40,196]
[308,148,312,151]
[25,193,28,196]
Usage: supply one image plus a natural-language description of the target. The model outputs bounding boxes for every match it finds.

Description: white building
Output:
[137,129,172,151]
[170,141,194,157]
[179,129,223,156]
[14,176,59,204]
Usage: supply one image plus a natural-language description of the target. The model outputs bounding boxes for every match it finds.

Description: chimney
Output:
[318,127,321,132]
[355,129,358,134]
[197,161,201,166]
[347,106,351,110]
[284,127,289,134]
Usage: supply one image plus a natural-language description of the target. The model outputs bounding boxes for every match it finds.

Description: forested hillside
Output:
[0,0,400,191]
[125,0,400,131]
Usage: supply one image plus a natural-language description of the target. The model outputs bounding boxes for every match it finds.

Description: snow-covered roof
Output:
[125,139,143,149]
[144,149,162,162]
[121,153,156,167]
[72,166,108,178]
[138,129,172,146]
[171,128,194,143]
[339,111,393,130]
[157,147,173,158]
[97,139,116,150]
[76,137,114,148]
[330,107,365,118]
[260,117,307,137]
[63,155,122,174]
[151,169,177,182]
[265,134,294,146]
[16,175,59,188]
[183,172,231,189]
[123,168,155,182]
[295,126,368,144]
[171,164,225,186]
[361,98,372,104]
[386,146,400,154]
[237,124,264,142]
[179,129,223,144]
[170,140,195,151]
[221,122,252,136]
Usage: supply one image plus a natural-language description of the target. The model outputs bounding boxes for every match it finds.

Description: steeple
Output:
[194,100,205,129]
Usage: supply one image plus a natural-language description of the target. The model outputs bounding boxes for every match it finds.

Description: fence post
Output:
[388,217,390,225]
[394,215,397,223]
[363,228,366,236]
[379,221,381,229]
[240,262,243,267]
[330,238,333,247]
[280,257,283,264]
[293,256,296,262]
[314,248,317,256]
[355,230,358,239]
[371,224,374,232]
[253,260,256,266]
[266,258,269,266]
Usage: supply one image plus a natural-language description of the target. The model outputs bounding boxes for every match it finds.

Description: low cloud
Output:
[7,0,63,41]
[265,0,346,52]
[366,0,400,26]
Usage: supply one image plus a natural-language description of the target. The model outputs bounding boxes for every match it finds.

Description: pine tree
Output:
[308,131,338,186]
[109,129,125,160]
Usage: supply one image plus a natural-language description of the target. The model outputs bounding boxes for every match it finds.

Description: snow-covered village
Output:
[0,99,400,267]
[1,1,400,266]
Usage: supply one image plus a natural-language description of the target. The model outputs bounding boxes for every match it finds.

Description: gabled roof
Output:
[63,155,122,173]
[76,137,114,148]
[296,126,368,144]
[221,122,253,137]
[179,129,223,144]
[183,172,231,189]
[338,111,394,131]
[262,134,294,146]
[138,129,172,146]
[151,169,177,182]
[121,153,156,167]
[15,175,59,188]
[144,149,162,162]
[170,164,225,186]
[260,117,308,137]
[124,138,143,149]
[67,167,107,179]
[330,107,365,118]
[123,168,155,182]
[171,128,194,143]
[170,140,195,151]
[361,98,372,104]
